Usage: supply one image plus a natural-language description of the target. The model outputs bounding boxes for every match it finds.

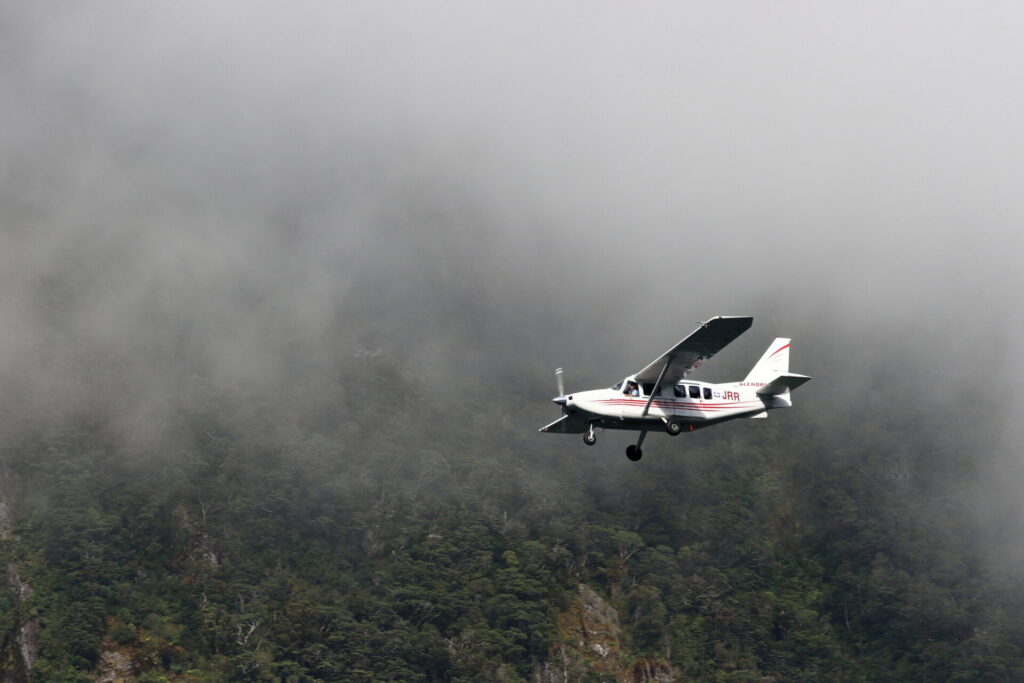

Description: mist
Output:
[3,0,1023,611]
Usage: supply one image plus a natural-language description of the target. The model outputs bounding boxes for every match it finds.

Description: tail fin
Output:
[743,338,791,384]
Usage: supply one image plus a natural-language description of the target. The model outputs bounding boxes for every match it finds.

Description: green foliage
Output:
[1,331,1023,681]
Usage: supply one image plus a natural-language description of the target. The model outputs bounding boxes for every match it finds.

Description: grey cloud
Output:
[1,2,1020,475]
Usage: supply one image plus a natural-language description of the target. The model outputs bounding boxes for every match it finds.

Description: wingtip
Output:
[706,314,754,326]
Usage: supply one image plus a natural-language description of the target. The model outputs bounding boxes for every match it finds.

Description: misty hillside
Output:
[3,252,1023,682]
[3,3,1024,682]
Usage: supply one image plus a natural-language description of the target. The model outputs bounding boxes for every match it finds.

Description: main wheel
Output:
[626,445,642,461]
[583,431,597,446]
[665,419,683,436]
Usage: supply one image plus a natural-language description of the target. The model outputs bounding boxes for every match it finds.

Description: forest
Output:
[3,3,1024,681]
[1,247,1022,681]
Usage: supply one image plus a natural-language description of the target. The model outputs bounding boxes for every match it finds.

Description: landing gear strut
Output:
[626,430,647,461]
[583,423,597,446]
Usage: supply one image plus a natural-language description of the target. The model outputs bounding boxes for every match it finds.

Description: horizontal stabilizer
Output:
[756,373,812,396]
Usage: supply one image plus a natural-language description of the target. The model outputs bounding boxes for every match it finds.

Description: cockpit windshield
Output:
[611,381,622,390]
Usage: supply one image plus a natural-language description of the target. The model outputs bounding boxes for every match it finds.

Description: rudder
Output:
[743,338,790,384]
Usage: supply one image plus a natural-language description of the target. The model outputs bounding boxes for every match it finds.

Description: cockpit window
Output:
[689,385,700,399]
[673,385,685,398]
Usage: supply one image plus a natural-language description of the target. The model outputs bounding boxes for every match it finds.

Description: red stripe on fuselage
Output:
[595,399,762,411]
[597,398,759,406]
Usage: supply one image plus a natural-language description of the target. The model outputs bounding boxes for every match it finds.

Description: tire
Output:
[583,431,597,446]
[665,420,683,436]
[626,445,642,461]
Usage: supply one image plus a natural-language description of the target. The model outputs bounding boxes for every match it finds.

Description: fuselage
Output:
[564,377,790,432]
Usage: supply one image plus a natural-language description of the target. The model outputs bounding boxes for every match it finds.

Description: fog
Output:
[2,2,1022,547]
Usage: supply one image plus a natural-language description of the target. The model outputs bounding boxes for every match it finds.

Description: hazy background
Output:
[2,1,1022,555]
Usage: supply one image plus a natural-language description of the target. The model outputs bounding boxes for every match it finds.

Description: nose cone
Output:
[552,396,567,406]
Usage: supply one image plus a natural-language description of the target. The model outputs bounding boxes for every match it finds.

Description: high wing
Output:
[634,315,753,385]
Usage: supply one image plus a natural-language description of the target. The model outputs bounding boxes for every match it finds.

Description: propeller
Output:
[555,367,565,397]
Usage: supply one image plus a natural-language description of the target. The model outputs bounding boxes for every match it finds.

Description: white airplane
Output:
[540,315,810,461]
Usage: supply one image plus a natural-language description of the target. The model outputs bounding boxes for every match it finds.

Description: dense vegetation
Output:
[2,269,1022,682]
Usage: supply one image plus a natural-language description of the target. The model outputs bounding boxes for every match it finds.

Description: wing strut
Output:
[641,357,672,417]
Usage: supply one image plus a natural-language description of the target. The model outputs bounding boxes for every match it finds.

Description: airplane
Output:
[539,315,811,461]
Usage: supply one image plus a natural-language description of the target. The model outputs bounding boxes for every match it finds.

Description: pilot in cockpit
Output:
[625,381,640,397]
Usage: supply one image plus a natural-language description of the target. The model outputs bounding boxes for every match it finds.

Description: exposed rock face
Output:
[17,628,37,681]
[11,612,38,683]
[573,584,623,668]
[2,494,38,683]
[96,639,137,683]
[535,584,678,683]
[624,657,677,683]
[535,583,621,683]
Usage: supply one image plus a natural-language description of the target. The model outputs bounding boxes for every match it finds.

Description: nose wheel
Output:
[583,423,597,446]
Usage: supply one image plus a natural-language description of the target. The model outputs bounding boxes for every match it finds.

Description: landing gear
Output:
[583,423,597,446]
[664,419,683,436]
[626,430,648,462]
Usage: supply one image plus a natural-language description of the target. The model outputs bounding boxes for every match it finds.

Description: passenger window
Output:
[689,385,700,399]
[673,385,685,398]
[642,383,655,396]
[703,387,712,400]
